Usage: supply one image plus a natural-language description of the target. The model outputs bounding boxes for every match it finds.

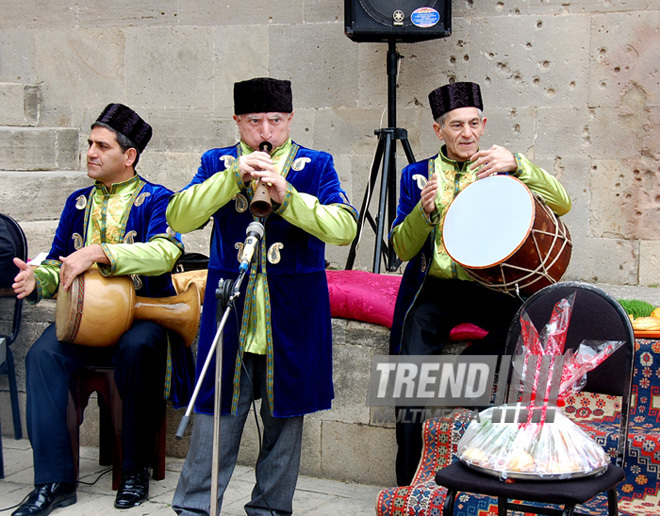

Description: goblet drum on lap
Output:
[55,268,201,347]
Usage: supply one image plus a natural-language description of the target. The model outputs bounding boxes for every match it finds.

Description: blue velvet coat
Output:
[389,159,436,356]
[185,142,354,417]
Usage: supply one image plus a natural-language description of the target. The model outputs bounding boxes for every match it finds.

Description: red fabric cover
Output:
[448,322,488,342]
[326,270,401,328]
[326,270,487,341]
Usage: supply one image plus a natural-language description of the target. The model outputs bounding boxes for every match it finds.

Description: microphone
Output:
[238,221,265,274]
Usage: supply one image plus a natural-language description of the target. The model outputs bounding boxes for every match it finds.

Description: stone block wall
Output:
[0,1,657,279]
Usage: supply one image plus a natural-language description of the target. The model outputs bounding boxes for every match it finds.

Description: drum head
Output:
[442,175,534,269]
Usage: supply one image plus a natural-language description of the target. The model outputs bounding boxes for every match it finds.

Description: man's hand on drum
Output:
[12,258,36,299]
[59,245,110,292]
[470,144,517,179]
[421,173,439,216]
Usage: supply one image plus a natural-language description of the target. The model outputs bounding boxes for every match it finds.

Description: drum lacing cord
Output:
[465,205,571,297]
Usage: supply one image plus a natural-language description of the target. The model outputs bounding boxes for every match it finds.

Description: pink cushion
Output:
[449,322,489,342]
[326,270,401,328]
[326,270,487,340]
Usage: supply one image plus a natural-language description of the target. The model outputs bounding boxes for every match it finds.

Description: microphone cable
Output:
[232,289,277,516]
[0,468,111,513]
[218,262,276,516]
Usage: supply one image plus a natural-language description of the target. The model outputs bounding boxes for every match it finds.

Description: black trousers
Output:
[25,321,168,485]
[395,278,522,486]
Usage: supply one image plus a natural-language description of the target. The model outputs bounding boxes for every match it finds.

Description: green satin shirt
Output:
[34,175,182,300]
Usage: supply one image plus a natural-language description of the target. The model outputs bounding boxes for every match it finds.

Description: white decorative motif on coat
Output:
[267,243,284,264]
[123,230,137,245]
[233,193,248,213]
[131,274,143,291]
[72,233,83,250]
[235,242,245,263]
[220,155,235,168]
[75,195,87,210]
[412,174,427,190]
[292,157,311,171]
[134,192,151,206]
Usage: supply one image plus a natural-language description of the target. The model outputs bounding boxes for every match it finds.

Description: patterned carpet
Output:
[377,338,660,515]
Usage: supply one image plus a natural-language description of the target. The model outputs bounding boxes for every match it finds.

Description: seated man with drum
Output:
[389,81,572,487]
[11,104,191,515]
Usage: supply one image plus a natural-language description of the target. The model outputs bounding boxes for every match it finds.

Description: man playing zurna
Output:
[169,77,357,516]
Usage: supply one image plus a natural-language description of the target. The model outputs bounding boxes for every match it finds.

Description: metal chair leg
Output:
[607,487,619,515]
[442,488,456,516]
[6,346,22,439]
[498,497,508,516]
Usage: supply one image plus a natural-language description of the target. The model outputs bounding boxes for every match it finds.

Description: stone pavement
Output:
[0,439,384,515]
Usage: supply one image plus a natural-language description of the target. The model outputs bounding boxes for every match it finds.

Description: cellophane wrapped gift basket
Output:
[457,293,623,480]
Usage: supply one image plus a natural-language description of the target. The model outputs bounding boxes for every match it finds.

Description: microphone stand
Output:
[175,260,252,516]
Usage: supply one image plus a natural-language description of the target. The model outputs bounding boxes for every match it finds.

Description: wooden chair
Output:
[67,366,167,490]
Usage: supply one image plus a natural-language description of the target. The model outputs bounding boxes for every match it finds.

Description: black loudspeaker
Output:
[345,0,451,43]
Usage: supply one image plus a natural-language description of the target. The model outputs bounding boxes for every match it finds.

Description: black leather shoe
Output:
[11,482,76,516]
[114,467,149,509]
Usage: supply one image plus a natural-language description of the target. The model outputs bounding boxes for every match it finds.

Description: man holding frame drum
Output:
[389,81,572,487]
[11,104,192,514]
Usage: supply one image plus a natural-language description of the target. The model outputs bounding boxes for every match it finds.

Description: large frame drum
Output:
[442,175,572,297]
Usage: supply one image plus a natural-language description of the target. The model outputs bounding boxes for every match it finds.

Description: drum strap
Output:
[453,172,461,197]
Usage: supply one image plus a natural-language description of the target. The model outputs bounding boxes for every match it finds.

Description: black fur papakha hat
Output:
[93,103,153,153]
[233,77,293,115]
[428,81,484,120]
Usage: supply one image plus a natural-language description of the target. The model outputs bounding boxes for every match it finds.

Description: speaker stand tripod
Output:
[345,40,416,273]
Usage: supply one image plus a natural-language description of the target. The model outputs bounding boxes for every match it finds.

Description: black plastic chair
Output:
[0,214,27,479]
[435,281,635,516]
[0,214,26,440]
